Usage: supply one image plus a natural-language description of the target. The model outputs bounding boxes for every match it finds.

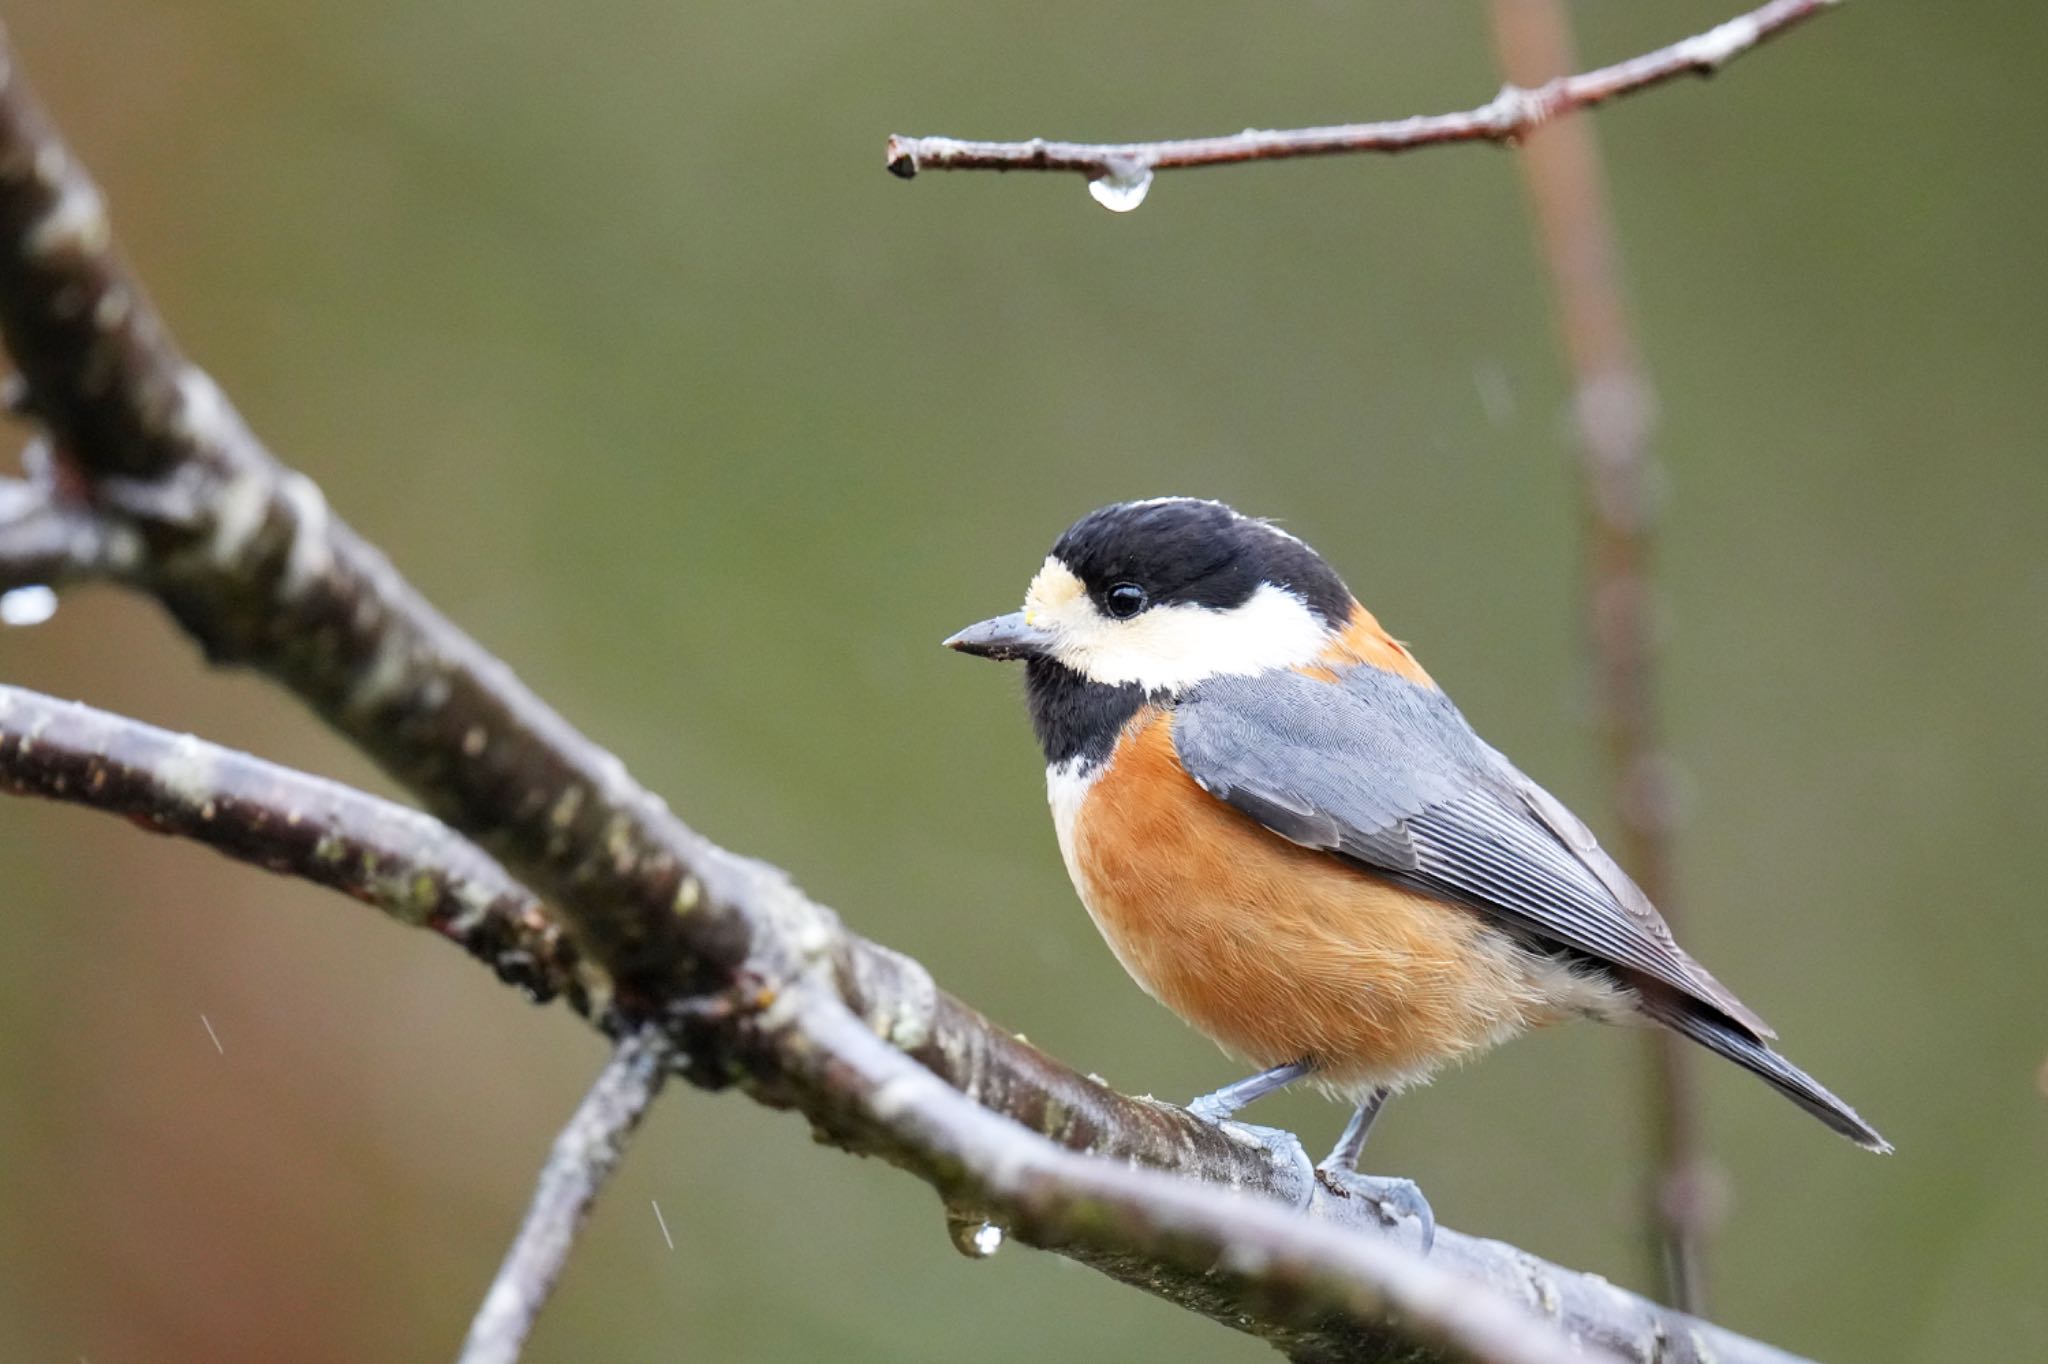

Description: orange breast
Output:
[1071,707,1586,1091]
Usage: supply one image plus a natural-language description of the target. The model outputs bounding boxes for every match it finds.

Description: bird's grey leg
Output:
[1185,1059,1313,1123]
[1321,1086,1390,1172]
[1315,1087,1435,1254]
[1181,1061,1322,1213]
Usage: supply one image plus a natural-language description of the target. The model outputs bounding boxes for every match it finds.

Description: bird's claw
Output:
[1179,1106,1321,1210]
[1181,1095,1430,1243]
[1314,1166,1435,1254]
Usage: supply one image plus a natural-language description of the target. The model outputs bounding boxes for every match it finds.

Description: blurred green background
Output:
[2,2,2042,1360]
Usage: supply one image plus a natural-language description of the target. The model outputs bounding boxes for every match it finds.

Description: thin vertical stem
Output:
[1488,0,1720,1314]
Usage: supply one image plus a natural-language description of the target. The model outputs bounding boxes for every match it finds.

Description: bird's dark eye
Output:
[1104,582,1148,619]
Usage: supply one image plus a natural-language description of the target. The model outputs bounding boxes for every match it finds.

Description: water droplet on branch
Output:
[0,585,58,627]
[944,1209,1006,1259]
[1087,159,1154,213]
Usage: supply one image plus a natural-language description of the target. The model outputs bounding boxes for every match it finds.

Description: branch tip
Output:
[884,135,919,178]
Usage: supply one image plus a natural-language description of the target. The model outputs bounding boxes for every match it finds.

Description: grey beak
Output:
[943,611,1053,662]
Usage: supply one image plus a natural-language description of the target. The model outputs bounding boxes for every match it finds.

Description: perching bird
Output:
[947,497,1887,1241]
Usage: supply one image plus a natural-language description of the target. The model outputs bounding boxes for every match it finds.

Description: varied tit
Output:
[947,497,1887,1243]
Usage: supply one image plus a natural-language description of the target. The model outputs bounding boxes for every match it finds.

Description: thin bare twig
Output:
[1488,0,1721,1312]
[885,1,1839,183]
[0,683,586,1007]
[0,21,1818,1364]
[458,1026,671,1364]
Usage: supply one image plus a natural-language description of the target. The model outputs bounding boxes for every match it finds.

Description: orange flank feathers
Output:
[1068,709,1606,1093]
[1300,601,1434,688]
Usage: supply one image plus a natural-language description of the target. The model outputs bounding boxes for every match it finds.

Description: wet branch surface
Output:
[884,2,1838,184]
[0,16,1819,1364]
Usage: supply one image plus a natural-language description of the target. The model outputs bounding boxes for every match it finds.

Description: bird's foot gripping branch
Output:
[0,11,1833,1364]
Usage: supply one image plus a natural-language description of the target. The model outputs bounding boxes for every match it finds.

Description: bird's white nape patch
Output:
[1024,557,1329,692]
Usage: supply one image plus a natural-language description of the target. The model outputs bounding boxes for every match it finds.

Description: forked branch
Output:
[0,444,141,590]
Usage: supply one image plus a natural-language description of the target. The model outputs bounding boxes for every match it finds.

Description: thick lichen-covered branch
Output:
[0,27,713,1005]
[884,1,1839,184]
[0,20,1818,1364]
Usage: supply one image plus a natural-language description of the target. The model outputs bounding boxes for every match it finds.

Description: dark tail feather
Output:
[1639,994,1892,1154]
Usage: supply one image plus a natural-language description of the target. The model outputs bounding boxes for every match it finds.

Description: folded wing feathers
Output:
[1174,668,1774,1042]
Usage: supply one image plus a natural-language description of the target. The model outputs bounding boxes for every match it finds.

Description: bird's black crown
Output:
[1050,498,1352,625]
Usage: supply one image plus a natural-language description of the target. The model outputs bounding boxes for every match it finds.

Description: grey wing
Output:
[1173,668,1771,1039]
